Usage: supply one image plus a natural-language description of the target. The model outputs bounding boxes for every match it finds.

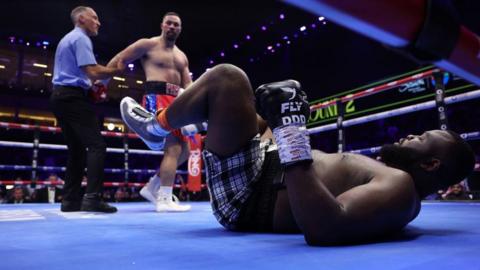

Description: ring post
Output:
[432,71,449,130]
[123,132,129,183]
[31,126,40,184]
[336,100,345,153]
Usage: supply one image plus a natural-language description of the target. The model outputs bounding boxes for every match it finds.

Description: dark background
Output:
[0,0,478,100]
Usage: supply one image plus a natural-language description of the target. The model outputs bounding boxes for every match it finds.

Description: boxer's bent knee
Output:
[210,63,245,78]
[209,64,251,92]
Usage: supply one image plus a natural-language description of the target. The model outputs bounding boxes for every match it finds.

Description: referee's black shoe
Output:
[81,193,117,213]
[60,200,81,212]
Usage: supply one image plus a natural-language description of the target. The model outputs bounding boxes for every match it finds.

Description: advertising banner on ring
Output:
[307,73,473,128]
[187,134,202,192]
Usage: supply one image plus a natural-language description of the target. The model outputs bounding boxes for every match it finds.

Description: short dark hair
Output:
[439,130,476,188]
[162,12,180,22]
[71,6,91,25]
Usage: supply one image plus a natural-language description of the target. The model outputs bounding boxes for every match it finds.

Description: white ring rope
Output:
[0,141,163,155]
[350,131,480,155]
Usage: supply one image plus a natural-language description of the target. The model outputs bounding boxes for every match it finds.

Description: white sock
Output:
[181,122,208,136]
[149,174,161,191]
[146,120,166,136]
[157,186,173,201]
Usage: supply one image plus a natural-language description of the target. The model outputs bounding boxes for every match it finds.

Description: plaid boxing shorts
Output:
[203,134,284,231]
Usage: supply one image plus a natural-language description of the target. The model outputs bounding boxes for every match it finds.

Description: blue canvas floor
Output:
[1,201,479,270]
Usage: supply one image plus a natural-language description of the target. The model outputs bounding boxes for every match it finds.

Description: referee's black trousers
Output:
[50,85,106,202]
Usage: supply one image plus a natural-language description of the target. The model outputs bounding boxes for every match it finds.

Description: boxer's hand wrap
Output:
[255,80,312,166]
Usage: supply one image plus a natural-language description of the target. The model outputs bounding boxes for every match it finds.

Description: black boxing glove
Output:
[255,80,310,129]
[255,80,312,166]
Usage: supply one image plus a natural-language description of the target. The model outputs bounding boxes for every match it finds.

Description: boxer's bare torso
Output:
[273,150,421,238]
[140,37,189,87]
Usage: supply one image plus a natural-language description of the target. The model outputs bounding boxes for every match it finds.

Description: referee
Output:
[50,6,124,213]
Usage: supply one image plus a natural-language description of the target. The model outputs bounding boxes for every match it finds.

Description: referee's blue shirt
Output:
[52,27,97,90]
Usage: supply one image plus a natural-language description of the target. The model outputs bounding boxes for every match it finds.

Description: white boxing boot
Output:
[155,186,191,212]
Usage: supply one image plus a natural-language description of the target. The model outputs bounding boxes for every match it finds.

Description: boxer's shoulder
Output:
[136,37,158,48]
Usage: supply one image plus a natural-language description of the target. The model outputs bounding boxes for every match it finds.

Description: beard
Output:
[165,32,178,42]
[379,144,428,173]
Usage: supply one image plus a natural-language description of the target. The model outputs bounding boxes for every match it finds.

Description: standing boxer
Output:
[106,12,192,212]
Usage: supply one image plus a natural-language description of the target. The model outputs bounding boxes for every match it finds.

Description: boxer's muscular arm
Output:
[92,39,153,85]
[285,165,417,246]
[180,52,193,89]
[106,39,155,69]
[81,63,124,81]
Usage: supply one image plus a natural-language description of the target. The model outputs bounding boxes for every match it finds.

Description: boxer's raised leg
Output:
[122,64,272,227]
[121,64,259,155]
[163,64,259,156]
